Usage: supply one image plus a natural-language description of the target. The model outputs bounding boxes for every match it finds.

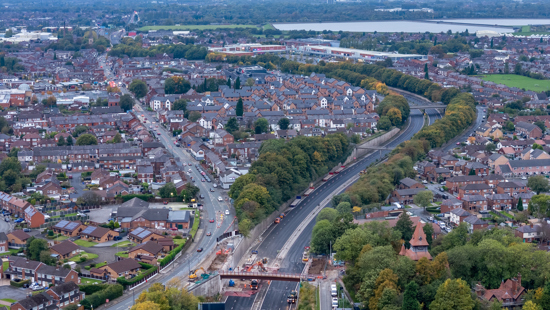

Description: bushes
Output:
[116,263,157,288]
[159,242,185,267]
[80,284,123,309]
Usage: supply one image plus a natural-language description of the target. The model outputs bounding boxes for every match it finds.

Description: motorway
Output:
[226,108,426,310]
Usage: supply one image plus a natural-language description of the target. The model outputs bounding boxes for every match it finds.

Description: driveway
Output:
[69,172,85,200]
[87,207,113,224]
[82,245,122,267]
[0,216,14,234]
[0,285,28,301]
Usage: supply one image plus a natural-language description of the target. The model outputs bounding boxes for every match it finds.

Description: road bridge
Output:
[219,271,322,282]
[412,105,446,109]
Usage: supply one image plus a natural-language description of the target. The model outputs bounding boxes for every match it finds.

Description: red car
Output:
[209,218,215,223]
[163,201,168,205]
[197,248,203,252]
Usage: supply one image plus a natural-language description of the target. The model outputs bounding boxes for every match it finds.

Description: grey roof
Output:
[516,224,541,233]
[451,208,471,216]
[498,165,512,174]
[9,256,42,270]
[37,264,74,277]
[129,241,163,255]
[399,177,420,188]
[121,197,149,209]
[168,210,190,222]
[140,209,169,221]
[509,159,550,168]
[463,215,487,225]
[462,183,492,190]
[48,281,80,297]
[487,193,512,200]
[394,188,425,196]
[14,292,54,310]
[462,195,487,202]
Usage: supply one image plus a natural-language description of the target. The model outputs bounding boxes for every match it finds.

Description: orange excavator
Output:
[246,261,267,272]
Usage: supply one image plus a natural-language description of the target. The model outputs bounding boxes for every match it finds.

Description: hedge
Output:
[10,279,30,287]
[116,262,157,287]
[159,242,185,267]
[79,284,111,295]
[81,284,123,310]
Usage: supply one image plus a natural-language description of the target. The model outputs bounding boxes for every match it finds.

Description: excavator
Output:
[189,267,206,281]
[246,261,267,272]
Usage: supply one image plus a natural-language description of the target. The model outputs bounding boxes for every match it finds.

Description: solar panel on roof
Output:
[55,220,69,228]
[65,222,79,231]
[132,227,144,235]
[81,226,96,235]
[137,230,151,239]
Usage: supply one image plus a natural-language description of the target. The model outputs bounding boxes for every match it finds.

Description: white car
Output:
[225,210,230,215]
[218,197,223,202]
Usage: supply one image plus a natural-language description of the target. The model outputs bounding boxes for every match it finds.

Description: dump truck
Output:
[287,290,298,303]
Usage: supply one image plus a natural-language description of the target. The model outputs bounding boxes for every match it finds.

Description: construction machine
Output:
[246,261,267,272]
[188,267,206,281]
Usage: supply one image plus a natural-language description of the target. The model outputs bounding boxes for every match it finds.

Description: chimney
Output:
[530,223,534,228]
[517,273,522,291]
[512,277,517,294]
[474,282,484,297]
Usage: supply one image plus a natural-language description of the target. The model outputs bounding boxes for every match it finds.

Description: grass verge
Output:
[69,252,99,262]
[480,74,550,92]
[81,278,103,285]
[110,241,135,247]
[74,240,98,248]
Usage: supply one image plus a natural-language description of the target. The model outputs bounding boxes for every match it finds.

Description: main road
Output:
[226,109,426,310]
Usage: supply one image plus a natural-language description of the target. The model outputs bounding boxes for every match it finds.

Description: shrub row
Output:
[116,262,157,287]
[81,284,123,310]
[159,242,185,267]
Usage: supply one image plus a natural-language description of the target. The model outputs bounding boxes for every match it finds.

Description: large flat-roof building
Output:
[297,45,428,61]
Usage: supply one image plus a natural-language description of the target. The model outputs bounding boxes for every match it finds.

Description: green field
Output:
[138,24,259,31]
[111,241,135,247]
[81,278,103,285]
[69,252,98,262]
[481,74,550,92]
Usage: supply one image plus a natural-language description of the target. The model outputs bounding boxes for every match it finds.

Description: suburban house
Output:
[98,258,142,280]
[7,230,31,248]
[127,228,163,244]
[475,273,525,308]
[49,241,80,261]
[10,292,59,310]
[45,282,85,309]
[79,226,119,243]
[52,221,86,237]
[515,224,542,243]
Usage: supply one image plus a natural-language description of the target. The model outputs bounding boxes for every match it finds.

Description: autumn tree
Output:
[429,279,475,310]
[387,107,402,126]
[369,268,399,310]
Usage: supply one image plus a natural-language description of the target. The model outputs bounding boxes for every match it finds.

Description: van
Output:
[331,284,337,297]
[391,202,402,209]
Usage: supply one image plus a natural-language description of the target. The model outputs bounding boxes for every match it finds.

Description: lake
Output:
[273,19,550,33]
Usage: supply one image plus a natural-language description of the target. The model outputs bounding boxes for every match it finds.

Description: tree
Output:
[310,219,334,254]
[523,301,541,310]
[402,281,421,310]
[429,279,475,310]
[131,301,161,310]
[336,201,351,214]
[66,135,73,146]
[317,208,338,222]
[413,190,433,210]
[254,118,269,134]
[119,94,134,111]
[236,97,244,117]
[188,111,201,122]
[225,117,239,134]
[387,108,402,126]
[57,136,66,146]
[485,143,496,152]
[234,76,241,89]
[27,238,48,261]
[39,250,56,266]
[333,227,368,262]
[164,76,191,94]
[395,212,414,244]
[370,269,399,310]
[278,118,290,130]
[112,133,122,143]
[535,120,546,133]
[423,223,434,248]
[77,191,102,206]
[517,197,524,211]
[159,183,177,198]
[528,175,549,195]
[378,116,392,131]
[505,121,515,131]
[245,78,255,87]
[43,96,57,107]
[173,99,187,112]
[129,79,147,99]
[0,157,21,175]
[76,134,98,146]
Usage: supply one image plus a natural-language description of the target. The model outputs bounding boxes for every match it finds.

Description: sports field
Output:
[480,74,550,92]
[138,24,259,31]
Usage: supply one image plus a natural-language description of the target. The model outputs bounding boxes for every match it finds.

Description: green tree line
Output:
[229,134,350,234]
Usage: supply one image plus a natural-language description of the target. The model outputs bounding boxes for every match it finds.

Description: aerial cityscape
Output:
[3,0,550,310]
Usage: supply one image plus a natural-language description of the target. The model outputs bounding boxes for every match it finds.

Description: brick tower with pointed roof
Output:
[399,223,432,261]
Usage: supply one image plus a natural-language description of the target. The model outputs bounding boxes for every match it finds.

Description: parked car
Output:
[23,228,31,232]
